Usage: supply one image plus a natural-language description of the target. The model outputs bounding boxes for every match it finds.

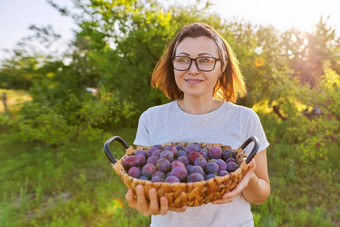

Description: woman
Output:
[125,22,270,227]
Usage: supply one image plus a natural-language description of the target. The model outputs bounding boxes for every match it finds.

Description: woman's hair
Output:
[151,22,246,103]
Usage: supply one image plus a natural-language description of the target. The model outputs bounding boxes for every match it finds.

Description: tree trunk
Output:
[2,92,8,112]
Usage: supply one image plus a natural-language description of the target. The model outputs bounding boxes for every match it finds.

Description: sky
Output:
[0,0,339,61]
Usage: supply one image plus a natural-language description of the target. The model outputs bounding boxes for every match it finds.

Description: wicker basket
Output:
[104,136,259,208]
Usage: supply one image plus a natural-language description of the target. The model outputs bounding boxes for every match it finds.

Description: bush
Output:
[282,67,340,162]
[11,90,137,148]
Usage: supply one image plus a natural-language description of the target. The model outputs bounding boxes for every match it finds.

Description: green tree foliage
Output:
[67,0,213,111]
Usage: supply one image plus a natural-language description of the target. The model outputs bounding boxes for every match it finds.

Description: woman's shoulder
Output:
[224,101,256,116]
[141,101,175,116]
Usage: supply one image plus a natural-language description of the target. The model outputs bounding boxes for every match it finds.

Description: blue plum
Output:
[175,144,185,151]
[123,156,139,171]
[222,149,236,160]
[227,162,238,172]
[147,156,159,165]
[142,163,156,178]
[128,166,141,178]
[164,175,180,183]
[189,165,204,176]
[160,150,175,161]
[216,159,227,171]
[194,156,207,170]
[219,170,229,176]
[135,149,147,157]
[187,173,204,182]
[188,151,200,164]
[208,147,222,159]
[206,162,219,174]
[186,143,200,153]
[177,156,190,166]
[205,173,217,180]
[156,158,171,172]
[171,160,185,170]
[171,166,188,181]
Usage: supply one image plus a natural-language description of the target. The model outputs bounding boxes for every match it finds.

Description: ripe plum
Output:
[175,144,185,151]
[171,166,188,181]
[187,173,204,182]
[164,145,178,156]
[135,154,146,166]
[188,151,200,164]
[164,175,180,183]
[128,166,141,178]
[194,156,207,170]
[226,158,236,163]
[147,156,159,165]
[123,156,139,171]
[135,149,147,157]
[176,150,187,158]
[219,170,229,176]
[171,160,185,170]
[160,150,175,161]
[206,162,219,174]
[153,171,165,179]
[216,159,227,171]
[198,148,208,159]
[177,156,190,166]
[142,163,156,178]
[226,162,238,172]
[208,147,222,159]
[151,175,164,182]
[222,149,236,160]
[156,158,171,172]
[189,165,204,176]
[205,173,217,180]
[186,143,199,153]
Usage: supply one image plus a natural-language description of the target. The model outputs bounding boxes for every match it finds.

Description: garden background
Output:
[0,0,339,226]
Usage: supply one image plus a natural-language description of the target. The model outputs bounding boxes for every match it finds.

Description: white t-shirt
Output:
[134,101,269,227]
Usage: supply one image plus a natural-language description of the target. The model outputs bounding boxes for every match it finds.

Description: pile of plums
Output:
[122,143,239,183]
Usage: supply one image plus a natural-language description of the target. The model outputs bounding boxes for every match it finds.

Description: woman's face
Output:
[173,36,222,99]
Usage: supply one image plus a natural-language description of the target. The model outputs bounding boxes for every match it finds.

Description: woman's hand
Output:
[212,159,256,205]
[125,185,187,216]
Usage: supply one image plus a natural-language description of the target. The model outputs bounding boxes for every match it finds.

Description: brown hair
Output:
[151,22,246,103]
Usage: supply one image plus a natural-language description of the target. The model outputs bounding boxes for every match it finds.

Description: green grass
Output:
[0,123,339,226]
[0,128,150,227]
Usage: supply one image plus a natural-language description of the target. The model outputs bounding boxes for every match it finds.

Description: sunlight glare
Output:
[106,198,123,216]
[255,57,265,67]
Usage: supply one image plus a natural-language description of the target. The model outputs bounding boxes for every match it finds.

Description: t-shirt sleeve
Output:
[133,111,150,146]
[243,109,270,156]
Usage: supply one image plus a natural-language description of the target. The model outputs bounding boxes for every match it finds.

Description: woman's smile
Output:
[184,78,203,85]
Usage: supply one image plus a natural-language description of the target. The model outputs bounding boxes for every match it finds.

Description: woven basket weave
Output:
[104,137,259,208]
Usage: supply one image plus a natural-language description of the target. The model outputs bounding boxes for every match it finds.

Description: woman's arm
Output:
[241,150,270,204]
[212,149,270,205]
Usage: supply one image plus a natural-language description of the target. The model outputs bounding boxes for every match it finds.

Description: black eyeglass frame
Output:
[170,56,221,72]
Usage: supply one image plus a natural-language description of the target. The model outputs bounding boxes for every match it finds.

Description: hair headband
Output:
[209,32,228,72]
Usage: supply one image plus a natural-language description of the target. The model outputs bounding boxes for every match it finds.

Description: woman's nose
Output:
[188,59,199,74]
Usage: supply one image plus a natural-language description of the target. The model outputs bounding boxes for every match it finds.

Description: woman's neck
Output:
[177,96,223,115]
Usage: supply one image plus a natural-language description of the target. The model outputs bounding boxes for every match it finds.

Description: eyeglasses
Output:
[171,56,220,72]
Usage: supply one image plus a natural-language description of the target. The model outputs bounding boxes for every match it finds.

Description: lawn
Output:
[0,116,339,226]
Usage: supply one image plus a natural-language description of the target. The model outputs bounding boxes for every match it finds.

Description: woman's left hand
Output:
[212,159,256,205]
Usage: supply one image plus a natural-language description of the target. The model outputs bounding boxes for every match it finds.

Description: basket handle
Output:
[104,136,130,164]
[240,136,259,164]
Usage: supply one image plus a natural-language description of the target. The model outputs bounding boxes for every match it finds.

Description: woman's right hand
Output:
[125,185,187,216]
